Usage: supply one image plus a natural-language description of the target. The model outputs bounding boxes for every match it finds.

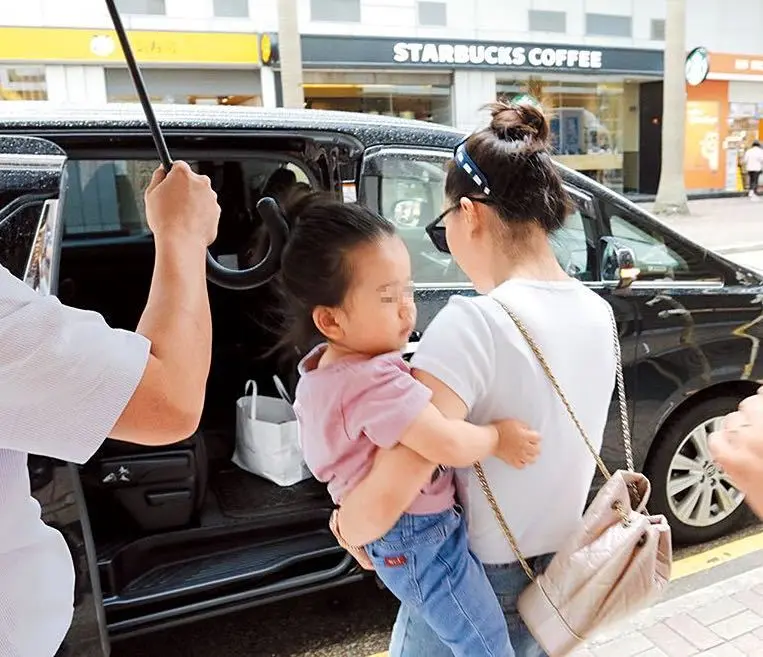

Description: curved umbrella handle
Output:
[206,197,289,290]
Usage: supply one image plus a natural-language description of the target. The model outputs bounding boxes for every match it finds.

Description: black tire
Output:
[645,395,751,545]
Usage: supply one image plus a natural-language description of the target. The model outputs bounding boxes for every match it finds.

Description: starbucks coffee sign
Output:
[392,42,604,70]
[299,36,664,76]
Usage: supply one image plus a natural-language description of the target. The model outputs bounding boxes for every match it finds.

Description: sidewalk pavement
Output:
[574,564,763,657]
[637,197,763,255]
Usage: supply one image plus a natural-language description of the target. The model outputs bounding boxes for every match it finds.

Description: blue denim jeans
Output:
[366,507,510,657]
[389,552,554,657]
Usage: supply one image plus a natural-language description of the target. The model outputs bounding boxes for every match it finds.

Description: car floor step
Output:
[107,530,342,607]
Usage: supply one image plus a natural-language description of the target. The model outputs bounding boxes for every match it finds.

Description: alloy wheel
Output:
[666,416,746,528]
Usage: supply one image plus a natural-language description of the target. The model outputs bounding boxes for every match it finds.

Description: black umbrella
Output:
[103,0,288,290]
[104,0,171,172]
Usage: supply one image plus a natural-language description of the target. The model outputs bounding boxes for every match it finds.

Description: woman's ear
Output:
[458,197,487,238]
[312,306,343,342]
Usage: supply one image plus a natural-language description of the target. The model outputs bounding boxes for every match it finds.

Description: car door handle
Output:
[658,308,690,318]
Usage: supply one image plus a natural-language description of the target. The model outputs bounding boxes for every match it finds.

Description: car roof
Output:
[0,101,466,150]
[0,101,651,216]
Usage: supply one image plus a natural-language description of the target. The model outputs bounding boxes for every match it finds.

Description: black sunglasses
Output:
[425,139,494,254]
[425,196,494,254]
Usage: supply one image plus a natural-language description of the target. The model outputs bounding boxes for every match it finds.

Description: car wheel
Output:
[645,395,749,545]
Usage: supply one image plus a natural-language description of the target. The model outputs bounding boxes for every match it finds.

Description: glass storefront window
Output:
[726,103,762,191]
[0,67,47,101]
[728,102,760,149]
[106,93,262,106]
[105,68,262,106]
[304,83,452,124]
[497,77,625,191]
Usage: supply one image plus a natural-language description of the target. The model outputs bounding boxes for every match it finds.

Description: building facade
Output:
[294,0,669,192]
[0,0,279,106]
[3,0,763,193]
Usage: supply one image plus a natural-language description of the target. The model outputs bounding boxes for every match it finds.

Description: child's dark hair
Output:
[445,101,572,237]
[276,188,396,353]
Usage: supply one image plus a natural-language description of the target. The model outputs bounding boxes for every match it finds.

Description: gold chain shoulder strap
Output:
[473,296,631,580]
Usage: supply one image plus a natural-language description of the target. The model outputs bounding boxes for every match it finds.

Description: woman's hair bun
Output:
[485,100,550,146]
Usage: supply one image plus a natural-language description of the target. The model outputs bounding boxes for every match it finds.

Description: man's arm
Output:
[0,162,220,461]
[710,388,763,519]
[110,162,218,445]
[110,236,211,444]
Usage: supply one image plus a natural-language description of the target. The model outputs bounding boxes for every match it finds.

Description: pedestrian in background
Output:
[743,140,763,200]
[0,161,219,657]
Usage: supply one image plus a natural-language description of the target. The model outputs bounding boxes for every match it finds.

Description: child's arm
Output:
[337,366,540,547]
[398,404,539,468]
[344,359,540,470]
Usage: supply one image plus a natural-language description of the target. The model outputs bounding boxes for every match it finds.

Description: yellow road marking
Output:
[671,529,763,579]
[366,530,763,657]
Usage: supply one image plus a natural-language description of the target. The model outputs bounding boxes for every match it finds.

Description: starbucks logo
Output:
[685,47,710,86]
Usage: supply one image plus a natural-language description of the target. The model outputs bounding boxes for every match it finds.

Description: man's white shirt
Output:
[0,265,150,656]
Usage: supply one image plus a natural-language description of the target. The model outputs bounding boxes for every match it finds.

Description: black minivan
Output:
[1,103,762,656]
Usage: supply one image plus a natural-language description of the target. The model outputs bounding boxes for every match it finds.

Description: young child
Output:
[277,190,541,657]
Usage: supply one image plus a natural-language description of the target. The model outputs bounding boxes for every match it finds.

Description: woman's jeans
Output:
[389,553,554,657]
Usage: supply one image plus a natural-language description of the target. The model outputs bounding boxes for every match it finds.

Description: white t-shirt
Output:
[411,279,616,565]
[0,265,150,656]
[744,146,763,172]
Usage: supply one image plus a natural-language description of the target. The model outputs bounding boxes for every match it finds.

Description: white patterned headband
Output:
[454,141,491,196]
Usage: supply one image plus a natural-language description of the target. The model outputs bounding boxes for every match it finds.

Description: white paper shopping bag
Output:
[233,379,311,487]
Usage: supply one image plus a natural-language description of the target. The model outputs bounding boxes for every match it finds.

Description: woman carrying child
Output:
[332,101,617,656]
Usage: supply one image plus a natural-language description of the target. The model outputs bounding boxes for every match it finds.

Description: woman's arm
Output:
[335,370,467,546]
[336,444,436,546]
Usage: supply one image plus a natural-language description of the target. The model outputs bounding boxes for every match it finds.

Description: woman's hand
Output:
[329,510,375,570]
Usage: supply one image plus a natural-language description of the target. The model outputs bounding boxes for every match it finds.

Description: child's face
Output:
[317,235,416,356]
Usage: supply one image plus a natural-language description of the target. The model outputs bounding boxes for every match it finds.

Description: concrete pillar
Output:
[260,65,277,108]
[277,0,304,108]
[452,70,497,133]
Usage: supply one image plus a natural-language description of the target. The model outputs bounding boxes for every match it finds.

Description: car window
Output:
[549,204,596,281]
[61,157,314,245]
[610,215,688,274]
[62,159,162,239]
[360,149,471,286]
[361,149,598,286]
[604,203,722,282]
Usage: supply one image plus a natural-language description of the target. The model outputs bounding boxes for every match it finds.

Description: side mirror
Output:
[601,237,640,289]
[393,199,423,227]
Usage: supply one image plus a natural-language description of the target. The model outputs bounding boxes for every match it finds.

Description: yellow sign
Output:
[260,33,273,65]
[0,27,261,66]
[685,100,723,190]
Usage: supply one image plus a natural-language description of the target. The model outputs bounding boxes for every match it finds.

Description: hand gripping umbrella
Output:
[104,0,288,290]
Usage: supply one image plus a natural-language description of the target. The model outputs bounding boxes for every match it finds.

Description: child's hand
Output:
[493,419,541,468]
